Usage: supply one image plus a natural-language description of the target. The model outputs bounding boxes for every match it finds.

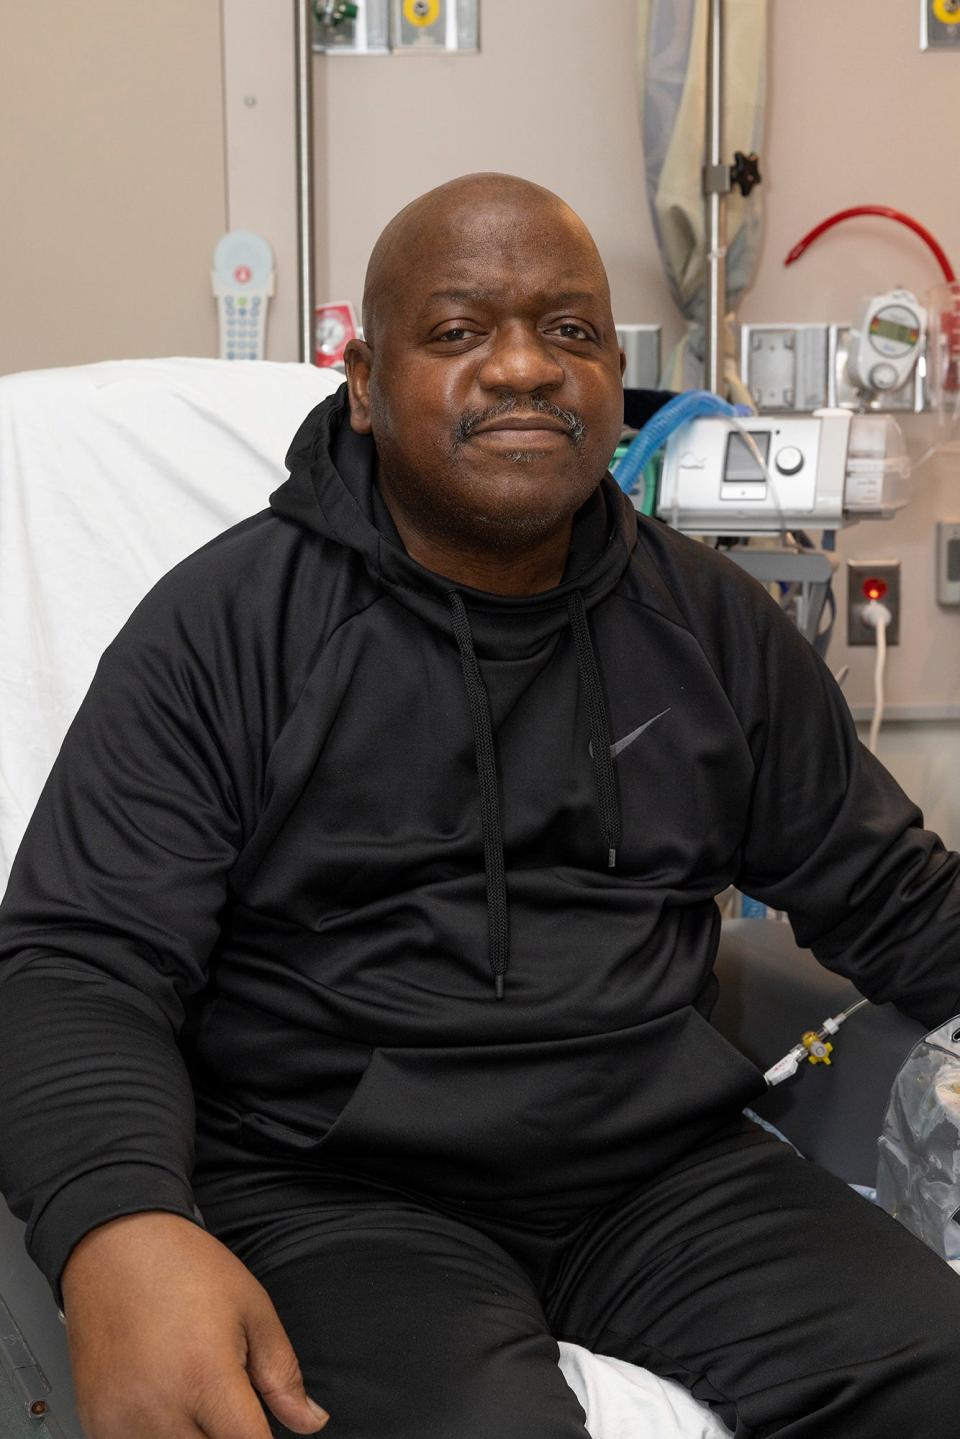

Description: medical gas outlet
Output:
[922,0,960,48]
[847,562,901,646]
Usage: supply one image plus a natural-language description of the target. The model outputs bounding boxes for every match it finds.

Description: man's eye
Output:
[553,322,593,341]
[435,327,477,342]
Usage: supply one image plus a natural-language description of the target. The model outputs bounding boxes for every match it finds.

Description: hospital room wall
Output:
[735,0,960,850]
[1,1,226,374]
[314,0,960,848]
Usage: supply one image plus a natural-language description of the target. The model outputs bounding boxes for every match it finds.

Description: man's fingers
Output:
[192,1373,279,1439]
[244,1300,330,1433]
[261,1389,330,1435]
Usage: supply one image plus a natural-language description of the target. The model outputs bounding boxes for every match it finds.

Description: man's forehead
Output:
[413,282,604,316]
[402,221,607,311]
[362,174,608,337]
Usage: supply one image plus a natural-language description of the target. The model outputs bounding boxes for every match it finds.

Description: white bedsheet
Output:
[0,357,339,877]
[559,1343,730,1439]
[0,356,732,1439]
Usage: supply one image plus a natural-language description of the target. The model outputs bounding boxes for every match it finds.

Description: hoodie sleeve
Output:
[0,590,249,1304]
[731,577,960,1029]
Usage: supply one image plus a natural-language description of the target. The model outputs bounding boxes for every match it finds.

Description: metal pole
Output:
[294,0,315,363]
[703,0,727,395]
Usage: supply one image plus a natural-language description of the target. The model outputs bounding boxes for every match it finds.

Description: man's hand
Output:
[61,1211,329,1438]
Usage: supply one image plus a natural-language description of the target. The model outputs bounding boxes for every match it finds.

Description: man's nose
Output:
[476,322,565,394]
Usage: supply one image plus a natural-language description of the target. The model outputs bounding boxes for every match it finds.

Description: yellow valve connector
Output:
[802,1031,834,1065]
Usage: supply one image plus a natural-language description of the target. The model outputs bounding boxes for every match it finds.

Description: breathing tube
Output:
[612,390,739,496]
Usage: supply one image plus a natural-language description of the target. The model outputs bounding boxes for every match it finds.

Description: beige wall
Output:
[1,0,227,374]
[222,0,303,362]
[742,3,959,332]
[856,720,960,849]
[316,1,959,339]
[313,0,664,332]
[8,2,958,390]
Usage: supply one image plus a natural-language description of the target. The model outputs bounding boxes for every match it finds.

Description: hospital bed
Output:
[0,358,928,1439]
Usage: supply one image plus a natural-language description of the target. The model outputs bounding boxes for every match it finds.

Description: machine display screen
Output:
[724,431,770,483]
[869,316,920,347]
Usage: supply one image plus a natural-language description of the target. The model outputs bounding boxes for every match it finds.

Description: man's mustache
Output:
[455,397,586,446]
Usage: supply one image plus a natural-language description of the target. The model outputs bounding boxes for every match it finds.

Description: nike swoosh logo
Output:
[589,708,672,760]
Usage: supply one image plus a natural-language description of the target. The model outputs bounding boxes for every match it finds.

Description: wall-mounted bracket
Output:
[742,323,929,414]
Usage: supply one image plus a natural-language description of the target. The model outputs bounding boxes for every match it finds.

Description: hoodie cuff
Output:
[27,1163,202,1310]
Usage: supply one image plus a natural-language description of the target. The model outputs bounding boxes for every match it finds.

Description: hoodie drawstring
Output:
[448,592,509,999]
[568,590,621,870]
[448,587,622,1000]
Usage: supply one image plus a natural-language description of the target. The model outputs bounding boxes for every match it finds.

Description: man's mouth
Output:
[470,415,569,436]
[456,402,585,447]
[472,414,575,440]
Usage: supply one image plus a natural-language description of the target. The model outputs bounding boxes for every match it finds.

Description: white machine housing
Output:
[847,289,926,395]
[656,408,910,534]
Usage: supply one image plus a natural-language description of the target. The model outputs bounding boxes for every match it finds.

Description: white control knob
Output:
[775,445,804,476]
[869,362,899,391]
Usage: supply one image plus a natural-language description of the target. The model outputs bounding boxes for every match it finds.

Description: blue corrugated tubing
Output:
[612,390,738,495]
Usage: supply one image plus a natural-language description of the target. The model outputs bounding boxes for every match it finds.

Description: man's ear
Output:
[344,339,373,434]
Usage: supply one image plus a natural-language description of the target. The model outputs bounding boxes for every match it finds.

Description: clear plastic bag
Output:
[877,1016,960,1269]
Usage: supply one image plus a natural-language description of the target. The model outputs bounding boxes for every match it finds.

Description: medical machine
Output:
[656,409,910,534]
[212,231,275,362]
[846,289,926,396]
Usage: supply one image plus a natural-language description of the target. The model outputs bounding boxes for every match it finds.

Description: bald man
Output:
[2,174,960,1439]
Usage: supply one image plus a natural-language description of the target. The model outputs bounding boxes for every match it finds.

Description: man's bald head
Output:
[343,172,625,591]
[361,173,611,348]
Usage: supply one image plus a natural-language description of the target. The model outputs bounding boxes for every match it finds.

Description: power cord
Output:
[862,598,892,755]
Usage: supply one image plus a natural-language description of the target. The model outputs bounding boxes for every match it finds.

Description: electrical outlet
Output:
[847,561,900,645]
[936,521,960,605]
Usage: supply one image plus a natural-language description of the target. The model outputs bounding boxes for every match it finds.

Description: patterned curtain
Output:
[637,0,767,399]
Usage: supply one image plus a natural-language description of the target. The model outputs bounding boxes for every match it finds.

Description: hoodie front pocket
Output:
[238,1012,766,1202]
[238,1042,378,1157]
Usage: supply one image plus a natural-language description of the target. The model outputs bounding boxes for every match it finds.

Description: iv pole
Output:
[703,4,830,640]
[703,0,727,397]
[294,0,316,363]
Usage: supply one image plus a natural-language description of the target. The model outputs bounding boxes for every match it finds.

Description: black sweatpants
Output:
[191,1115,960,1439]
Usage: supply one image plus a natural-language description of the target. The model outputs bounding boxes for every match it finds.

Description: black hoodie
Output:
[1,385,959,1303]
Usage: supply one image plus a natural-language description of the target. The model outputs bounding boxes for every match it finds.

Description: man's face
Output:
[346,195,625,556]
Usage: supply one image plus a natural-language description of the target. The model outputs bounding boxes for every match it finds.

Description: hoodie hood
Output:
[270,383,638,652]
